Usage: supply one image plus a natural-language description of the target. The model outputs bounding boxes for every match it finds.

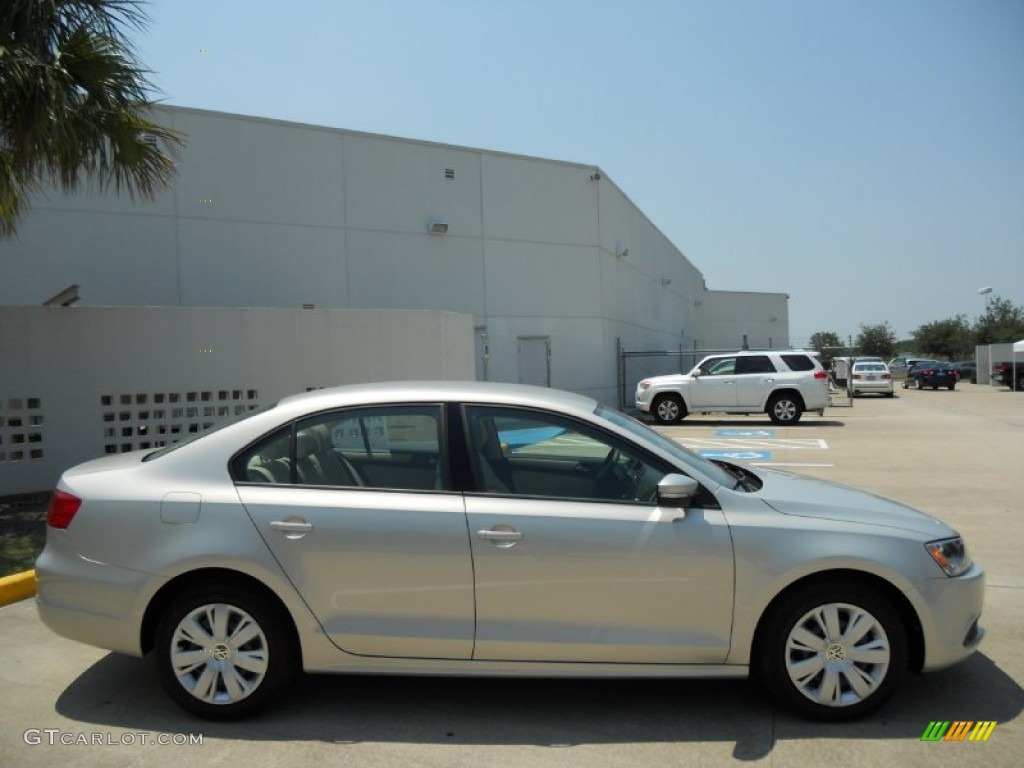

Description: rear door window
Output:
[781,354,816,372]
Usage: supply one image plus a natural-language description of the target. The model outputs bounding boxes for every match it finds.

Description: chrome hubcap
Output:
[774,400,797,420]
[170,603,269,705]
[785,602,890,707]
[657,400,679,421]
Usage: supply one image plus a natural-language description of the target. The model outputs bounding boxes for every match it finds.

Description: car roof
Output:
[707,349,814,357]
[276,380,600,415]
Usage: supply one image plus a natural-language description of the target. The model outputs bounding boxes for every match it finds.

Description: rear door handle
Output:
[270,520,313,534]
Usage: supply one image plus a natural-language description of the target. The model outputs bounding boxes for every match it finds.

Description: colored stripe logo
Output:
[920,721,996,742]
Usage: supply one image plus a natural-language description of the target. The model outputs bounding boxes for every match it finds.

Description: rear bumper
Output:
[35,533,157,657]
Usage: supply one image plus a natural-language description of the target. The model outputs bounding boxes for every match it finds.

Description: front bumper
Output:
[916,561,986,671]
[635,387,653,412]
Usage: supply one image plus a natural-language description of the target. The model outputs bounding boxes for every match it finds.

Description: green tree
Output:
[808,331,842,354]
[856,322,897,359]
[808,330,843,366]
[912,315,974,360]
[1,0,183,236]
[974,296,1024,345]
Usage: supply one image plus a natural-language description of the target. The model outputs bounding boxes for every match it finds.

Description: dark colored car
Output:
[906,362,957,390]
[950,360,977,384]
[992,361,1024,390]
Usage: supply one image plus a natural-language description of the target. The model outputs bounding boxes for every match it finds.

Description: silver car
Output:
[36,382,984,722]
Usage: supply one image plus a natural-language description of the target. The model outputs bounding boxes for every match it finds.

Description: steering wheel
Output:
[593,448,623,499]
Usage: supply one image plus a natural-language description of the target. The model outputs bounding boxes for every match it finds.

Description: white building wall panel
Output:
[481,155,599,245]
[346,229,484,316]
[702,290,790,350]
[1,210,180,306]
[169,110,347,227]
[343,135,483,237]
[484,242,601,319]
[176,220,348,308]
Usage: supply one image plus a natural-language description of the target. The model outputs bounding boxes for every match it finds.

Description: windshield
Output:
[142,402,279,461]
[596,405,735,489]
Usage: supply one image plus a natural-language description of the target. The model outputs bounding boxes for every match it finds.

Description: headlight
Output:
[638,380,651,391]
[925,537,971,577]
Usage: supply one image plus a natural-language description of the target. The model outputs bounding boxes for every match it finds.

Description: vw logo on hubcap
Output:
[826,643,846,662]
[211,643,231,661]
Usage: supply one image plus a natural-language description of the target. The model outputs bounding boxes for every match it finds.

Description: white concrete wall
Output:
[701,290,791,350]
[0,105,788,410]
[0,306,475,495]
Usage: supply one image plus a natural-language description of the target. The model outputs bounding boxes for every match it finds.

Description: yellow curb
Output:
[0,570,37,607]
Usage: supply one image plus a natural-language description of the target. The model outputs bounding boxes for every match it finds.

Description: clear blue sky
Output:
[140,0,1023,346]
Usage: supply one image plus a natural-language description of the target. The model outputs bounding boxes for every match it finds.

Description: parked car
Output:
[888,357,939,381]
[905,362,957,390]
[850,361,894,396]
[36,381,984,721]
[991,361,1024,390]
[635,350,829,425]
[949,360,977,384]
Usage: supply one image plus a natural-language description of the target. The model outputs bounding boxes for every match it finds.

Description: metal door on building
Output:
[517,336,551,387]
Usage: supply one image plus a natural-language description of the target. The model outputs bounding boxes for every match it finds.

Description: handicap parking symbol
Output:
[699,450,772,461]
[715,429,774,437]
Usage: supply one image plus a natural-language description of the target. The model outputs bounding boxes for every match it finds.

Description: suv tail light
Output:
[813,370,827,380]
[47,490,81,529]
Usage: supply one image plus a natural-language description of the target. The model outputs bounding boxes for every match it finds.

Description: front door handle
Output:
[477,527,523,547]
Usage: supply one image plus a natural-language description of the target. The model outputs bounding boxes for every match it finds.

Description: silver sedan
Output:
[35,381,984,721]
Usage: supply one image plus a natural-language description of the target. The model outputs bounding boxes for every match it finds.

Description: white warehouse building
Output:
[0,106,789,493]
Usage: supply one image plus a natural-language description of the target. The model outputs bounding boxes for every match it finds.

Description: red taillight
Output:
[882,373,891,379]
[46,490,82,529]
[813,370,827,380]
[852,374,863,380]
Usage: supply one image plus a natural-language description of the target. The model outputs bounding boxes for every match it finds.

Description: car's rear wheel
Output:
[155,585,297,720]
[947,384,955,390]
[652,394,686,424]
[757,581,906,721]
[768,393,803,425]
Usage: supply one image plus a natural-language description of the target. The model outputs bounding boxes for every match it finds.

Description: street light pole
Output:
[978,286,993,312]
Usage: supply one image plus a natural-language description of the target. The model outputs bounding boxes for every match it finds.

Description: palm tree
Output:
[0,0,183,236]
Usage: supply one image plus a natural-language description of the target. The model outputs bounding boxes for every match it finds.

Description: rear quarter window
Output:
[780,354,816,372]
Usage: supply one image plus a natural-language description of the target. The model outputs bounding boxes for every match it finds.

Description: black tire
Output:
[884,392,894,398]
[767,393,803,425]
[931,385,938,390]
[652,394,686,424]
[154,584,298,720]
[947,384,955,391]
[756,581,907,721]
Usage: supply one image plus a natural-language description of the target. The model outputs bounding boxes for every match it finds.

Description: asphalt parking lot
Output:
[1,383,1021,767]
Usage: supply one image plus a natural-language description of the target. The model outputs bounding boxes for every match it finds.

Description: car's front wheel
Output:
[155,585,298,720]
[757,581,907,721]
[652,394,686,424]
[767,393,803,425]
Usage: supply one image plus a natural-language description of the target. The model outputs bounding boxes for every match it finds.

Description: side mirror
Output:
[657,473,700,511]
[690,368,701,378]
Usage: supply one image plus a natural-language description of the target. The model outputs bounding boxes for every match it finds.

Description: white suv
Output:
[635,350,829,425]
